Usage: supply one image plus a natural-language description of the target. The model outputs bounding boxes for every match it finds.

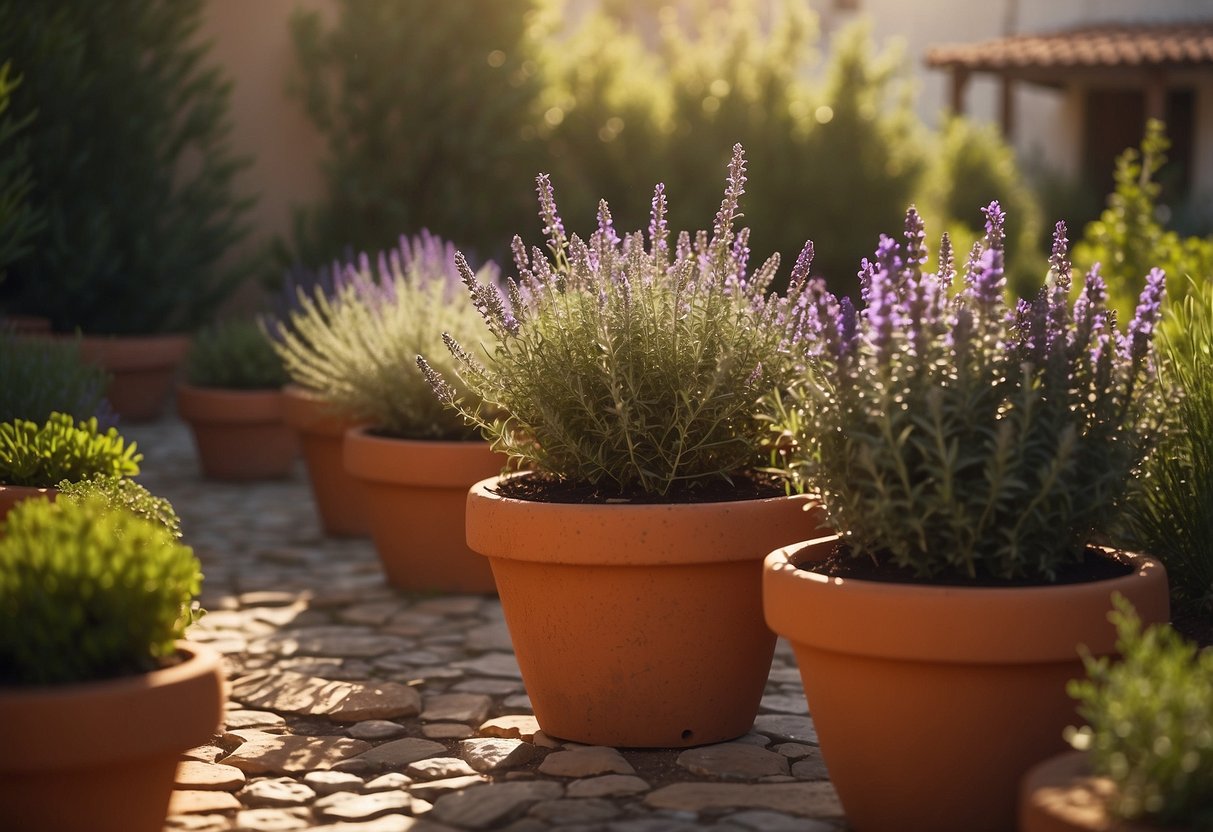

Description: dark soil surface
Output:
[493,470,788,504]
[1171,606,1213,648]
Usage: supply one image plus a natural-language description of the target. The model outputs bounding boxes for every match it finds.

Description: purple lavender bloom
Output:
[649,183,669,267]
[1125,267,1166,365]
[788,241,814,291]
[982,201,1006,249]
[904,206,927,271]
[536,174,567,255]
[838,296,857,358]
[937,233,956,290]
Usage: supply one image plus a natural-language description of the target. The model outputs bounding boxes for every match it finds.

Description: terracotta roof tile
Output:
[925,22,1213,71]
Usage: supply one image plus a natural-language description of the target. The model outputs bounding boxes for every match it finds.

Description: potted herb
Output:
[1020,596,1213,831]
[0,493,222,832]
[177,320,297,481]
[0,328,113,425]
[0,411,140,521]
[762,207,1171,832]
[274,232,505,589]
[421,145,823,746]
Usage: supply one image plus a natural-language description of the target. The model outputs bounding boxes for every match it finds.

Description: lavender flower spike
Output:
[1049,221,1072,291]
[982,200,1006,249]
[649,183,669,267]
[1126,267,1166,364]
[710,144,747,260]
[457,252,519,337]
[536,174,567,256]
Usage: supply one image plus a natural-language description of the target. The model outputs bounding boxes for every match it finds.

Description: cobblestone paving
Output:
[129,417,844,832]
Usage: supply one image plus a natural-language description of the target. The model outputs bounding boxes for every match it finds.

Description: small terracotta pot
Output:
[1019,751,1181,832]
[77,334,191,422]
[344,428,504,592]
[176,384,299,481]
[763,537,1170,832]
[467,476,826,747]
[0,641,225,832]
[281,385,369,537]
[0,484,57,529]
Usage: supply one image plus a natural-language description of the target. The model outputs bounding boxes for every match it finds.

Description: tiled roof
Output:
[925,22,1213,72]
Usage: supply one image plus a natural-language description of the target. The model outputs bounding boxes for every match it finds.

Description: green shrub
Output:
[0,412,140,487]
[286,0,544,271]
[1067,596,1213,828]
[0,0,255,334]
[0,61,42,281]
[272,232,496,439]
[0,330,110,423]
[57,474,181,539]
[422,145,812,496]
[0,495,200,685]
[1123,280,1213,616]
[185,320,289,390]
[1074,119,1213,320]
[771,206,1164,580]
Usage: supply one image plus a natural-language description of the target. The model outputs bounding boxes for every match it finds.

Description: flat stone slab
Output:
[477,715,541,741]
[314,790,413,822]
[644,782,843,818]
[566,774,651,798]
[408,775,491,801]
[527,797,621,824]
[231,671,421,722]
[302,771,367,795]
[538,746,635,777]
[231,807,311,830]
[407,757,479,780]
[431,781,564,829]
[676,742,790,779]
[168,789,243,815]
[175,761,246,791]
[752,714,819,745]
[239,777,317,807]
[459,738,537,773]
[353,737,446,769]
[422,723,475,740]
[759,694,810,715]
[224,709,288,730]
[451,652,523,679]
[420,693,492,724]
[264,626,411,658]
[348,720,409,741]
[223,735,373,775]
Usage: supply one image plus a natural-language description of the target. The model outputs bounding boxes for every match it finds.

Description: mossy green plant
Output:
[57,474,181,539]
[0,495,201,685]
[0,412,139,487]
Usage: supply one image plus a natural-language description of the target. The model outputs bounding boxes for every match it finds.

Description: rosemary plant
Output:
[421,144,813,497]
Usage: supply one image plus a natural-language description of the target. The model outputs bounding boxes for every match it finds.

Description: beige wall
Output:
[200,0,333,274]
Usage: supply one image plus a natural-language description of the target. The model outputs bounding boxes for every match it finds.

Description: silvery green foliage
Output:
[422,145,814,496]
[0,495,201,685]
[0,412,140,488]
[775,205,1165,580]
[185,320,289,390]
[270,232,498,440]
[57,474,182,539]
[1067,596,1213,828]
[0,330,112,425]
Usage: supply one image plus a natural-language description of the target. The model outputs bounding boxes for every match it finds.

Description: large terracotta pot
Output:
[281,385,369,537]
[763,536,1170,832]
[176,384,299,481]
[1019,751,1185,832]
[467,476,826,748]
[0,641,225,832]
[344,427,504,592]
[0,484,56,528]
[77,334,191,422]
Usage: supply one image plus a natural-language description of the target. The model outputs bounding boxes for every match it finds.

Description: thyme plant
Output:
[1067,596,1213,828]
[0,330,111,424]
[0,412,140,488]
[185,320,289,390]
[58,474,182,539]
[421,145,812,497]
[270,232,498,440]
[773,204,1165,580]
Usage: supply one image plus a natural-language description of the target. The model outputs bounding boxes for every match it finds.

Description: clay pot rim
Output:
[344,425,505,488]
[73,333,191,371]
[176,383,286,424]
[0,484,59,499]
[764,536,1168,663]
[468,473,823,566]
[0,641,223,769]
[281,384,363,436]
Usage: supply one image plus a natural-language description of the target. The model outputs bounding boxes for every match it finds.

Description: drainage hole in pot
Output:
[681,729,693,741]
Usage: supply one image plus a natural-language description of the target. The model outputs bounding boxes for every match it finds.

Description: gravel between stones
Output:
[125,417,845,831]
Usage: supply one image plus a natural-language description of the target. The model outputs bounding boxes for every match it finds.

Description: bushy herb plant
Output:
[271,232,498,440]
[0,61,42,280]
[185,320,289,391]
[1074,119,1213,321]
[0,0,254,333]
[0,412,140,487]
[1123,280,1213,615]
[57,474,182,539]
[0,495,201,685]
[421,145,812,497]
[0,330,111,424]
[772,204,1165,580]
[1066,596,1213,828]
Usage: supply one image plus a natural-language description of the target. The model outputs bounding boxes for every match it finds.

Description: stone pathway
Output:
[128,417,844,832]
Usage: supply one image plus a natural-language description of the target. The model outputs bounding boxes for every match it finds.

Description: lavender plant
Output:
[270,231,499,440]
[1066,596,1213,828]
[773,203,1165,580]
[420,144,812,498]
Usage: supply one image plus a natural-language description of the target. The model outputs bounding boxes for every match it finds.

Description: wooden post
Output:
[1144,68,1168,124]
[949,68,971,116]
[999,74,1016,140]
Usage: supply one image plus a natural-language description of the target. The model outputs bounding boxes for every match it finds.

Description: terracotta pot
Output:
[0,641,225,832]
[467,476,827,747]
[2,314,52,335]
[176,384,299,481]
[1019,751,1184,832]
[344,427,504,592]
[76,334,191,422]
[763,536,1170,832]
[281,385,369,537]
[0,484,57,529]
